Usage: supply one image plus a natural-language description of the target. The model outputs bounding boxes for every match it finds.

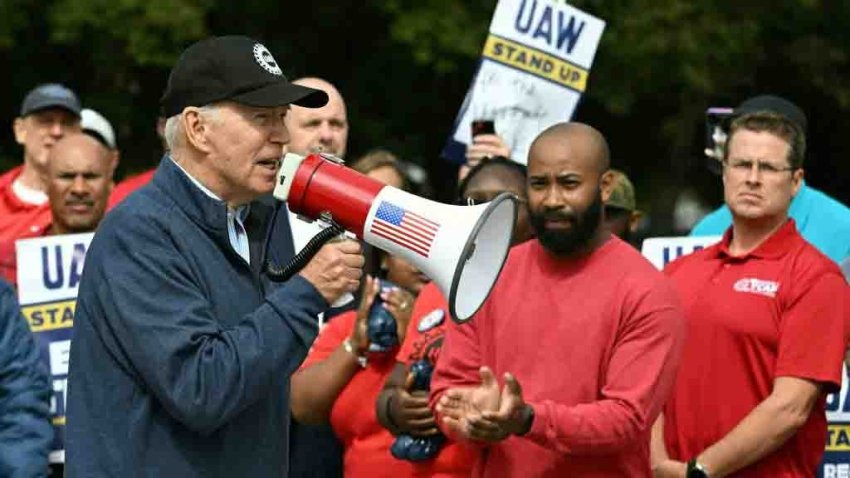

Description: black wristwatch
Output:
[686,458,710,478]
[516,404,534,436]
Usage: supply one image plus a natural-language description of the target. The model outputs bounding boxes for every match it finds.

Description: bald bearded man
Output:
[431,123,685,477]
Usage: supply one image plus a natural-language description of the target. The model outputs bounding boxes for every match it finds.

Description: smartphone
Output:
[705,107,733,153]
[471,119,495,138]
[704,107,734,174]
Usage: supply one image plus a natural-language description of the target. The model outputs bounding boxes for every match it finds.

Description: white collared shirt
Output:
[171,159,251,264]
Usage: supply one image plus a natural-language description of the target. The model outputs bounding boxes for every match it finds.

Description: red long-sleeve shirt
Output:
[431,237,685,477]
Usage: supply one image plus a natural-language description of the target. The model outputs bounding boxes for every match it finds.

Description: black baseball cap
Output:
[20,83,81,118]
[734,94,807,133]
[160,36,328,117]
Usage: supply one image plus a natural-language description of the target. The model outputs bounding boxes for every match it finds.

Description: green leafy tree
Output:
[0,0,848,231]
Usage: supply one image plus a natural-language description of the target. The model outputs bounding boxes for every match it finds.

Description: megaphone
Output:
[273,152,516,323]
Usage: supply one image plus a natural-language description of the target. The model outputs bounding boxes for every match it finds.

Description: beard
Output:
[529,192,603,257]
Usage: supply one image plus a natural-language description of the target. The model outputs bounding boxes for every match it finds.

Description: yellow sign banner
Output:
[482,34,589,91]
[22,300,76,332]
[827,424,850,451]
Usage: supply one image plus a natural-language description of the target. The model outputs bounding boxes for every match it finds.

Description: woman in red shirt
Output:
[376,157,534,477]
[290,252,429,477]
[290,148,432,477]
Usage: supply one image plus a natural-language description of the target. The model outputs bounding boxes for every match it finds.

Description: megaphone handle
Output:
[266,220,346,283]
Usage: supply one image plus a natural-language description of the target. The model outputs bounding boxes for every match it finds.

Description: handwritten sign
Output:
[443,0,605,164]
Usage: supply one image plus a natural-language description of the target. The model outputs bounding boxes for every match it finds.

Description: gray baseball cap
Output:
[20,83,82,118]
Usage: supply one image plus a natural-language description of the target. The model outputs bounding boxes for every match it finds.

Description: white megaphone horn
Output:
[273,152,517,323]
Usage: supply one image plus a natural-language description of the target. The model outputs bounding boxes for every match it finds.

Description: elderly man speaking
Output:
[65,36,365,477]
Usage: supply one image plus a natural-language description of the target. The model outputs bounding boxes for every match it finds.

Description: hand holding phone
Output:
[471,119,495,138]
[466,119,511,166]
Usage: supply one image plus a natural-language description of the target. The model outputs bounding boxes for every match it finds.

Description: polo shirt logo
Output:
[733,278,780,298]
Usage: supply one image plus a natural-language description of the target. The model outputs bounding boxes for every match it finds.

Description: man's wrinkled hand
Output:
[299,240,364,304]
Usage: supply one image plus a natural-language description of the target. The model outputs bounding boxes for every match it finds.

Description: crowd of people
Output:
[0,34,848,478]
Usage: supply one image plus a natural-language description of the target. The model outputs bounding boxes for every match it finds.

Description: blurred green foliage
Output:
[0,0,848,233]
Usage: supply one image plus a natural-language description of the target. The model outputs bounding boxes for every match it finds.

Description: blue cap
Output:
[20,83,81,118]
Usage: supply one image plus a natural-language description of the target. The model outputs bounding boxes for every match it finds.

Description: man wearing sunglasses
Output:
[652,105,849,477]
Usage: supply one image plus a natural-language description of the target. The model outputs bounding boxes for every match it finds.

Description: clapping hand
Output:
[436,367,531,443]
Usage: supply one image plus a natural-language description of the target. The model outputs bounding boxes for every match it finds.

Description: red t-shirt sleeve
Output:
[395,314,418,364]
[525,278,685,455]
[429,307,484,427]
[396,282,448,364]
[300,311,355,370]
[775,271,848,392]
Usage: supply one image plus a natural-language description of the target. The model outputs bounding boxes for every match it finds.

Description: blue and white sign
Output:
[823,365,850,477]
[640,236,721,270]
[443,0,606,164]
[16,232,94,464]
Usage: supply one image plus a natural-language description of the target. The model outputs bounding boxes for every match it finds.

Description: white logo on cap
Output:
[253,43,282,76]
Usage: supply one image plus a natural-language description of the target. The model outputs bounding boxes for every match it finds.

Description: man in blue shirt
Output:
[0,279,51,477]
[65,36,365,477]
[691,95,850,264]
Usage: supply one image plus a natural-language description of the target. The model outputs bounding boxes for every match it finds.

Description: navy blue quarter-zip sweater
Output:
[65,157,326,477]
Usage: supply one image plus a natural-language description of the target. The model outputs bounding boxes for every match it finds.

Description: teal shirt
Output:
[690,183,850,264]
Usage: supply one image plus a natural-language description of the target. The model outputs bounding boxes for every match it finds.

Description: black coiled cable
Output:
[266,218,346,283]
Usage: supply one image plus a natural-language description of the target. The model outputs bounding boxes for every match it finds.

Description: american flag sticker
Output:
[370,201,440,257]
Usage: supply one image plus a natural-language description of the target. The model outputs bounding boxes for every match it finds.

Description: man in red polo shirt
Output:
[652,108,849,477]
[0,84,81,285]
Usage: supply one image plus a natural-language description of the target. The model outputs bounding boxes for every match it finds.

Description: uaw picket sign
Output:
[443,0,605,164]
[824,365,850,478]
[641,235,849,477]
[16,232,94,464]
[640,236,721,270]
